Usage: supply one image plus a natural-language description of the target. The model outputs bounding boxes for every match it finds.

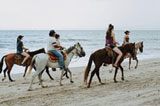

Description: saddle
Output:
[47,52,67,63]
[105,47,118,64]
[14,54,31,66]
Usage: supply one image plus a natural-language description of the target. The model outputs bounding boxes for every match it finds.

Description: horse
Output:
[25,42,85,91]
[0,48,54,81]
[84,43,136,88]
[126,41,143,69]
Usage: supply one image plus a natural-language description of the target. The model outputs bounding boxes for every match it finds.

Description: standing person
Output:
[16,35,30,65]
[123,30,130,45]
[47,30,64,70]
[105,24,123,68]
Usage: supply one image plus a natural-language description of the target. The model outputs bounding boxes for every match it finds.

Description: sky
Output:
[0,0,160,30]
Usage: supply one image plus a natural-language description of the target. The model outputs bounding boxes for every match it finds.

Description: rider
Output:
[105,24,123,68]
[123,30,130,45]
[47,30,65,70]
[16,35,30,65]
[55,34,64,50]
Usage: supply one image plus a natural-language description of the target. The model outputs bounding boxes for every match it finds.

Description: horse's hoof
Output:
[50,78,54,80]
[10,80,15,82]
[42,85,48,88]
[100,82,105,85]
[70,81,74,83]
[122,78,124,81]
[114,80,117,83]
[27,88,33,91]
[60,84,63,86]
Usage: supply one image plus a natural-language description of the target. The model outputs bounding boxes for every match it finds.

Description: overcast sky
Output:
[0,0,159,30]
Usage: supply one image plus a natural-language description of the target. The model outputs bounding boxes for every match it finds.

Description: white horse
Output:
[25,42,85,91]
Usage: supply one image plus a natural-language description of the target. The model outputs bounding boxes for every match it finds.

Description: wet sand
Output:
[0,58,160,106]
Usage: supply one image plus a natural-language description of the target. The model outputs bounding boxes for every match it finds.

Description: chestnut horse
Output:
[84,43,136,88]
[127,41,143,69]
[0,48,54,81]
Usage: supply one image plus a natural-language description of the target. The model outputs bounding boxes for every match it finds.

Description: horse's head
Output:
[74,42,86,57]
[124,43,136,60]
[139,41,143,53]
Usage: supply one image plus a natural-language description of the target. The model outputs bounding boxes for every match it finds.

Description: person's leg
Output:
[113,47,123,67]
[21,52,30,65]
[51,50,64,69]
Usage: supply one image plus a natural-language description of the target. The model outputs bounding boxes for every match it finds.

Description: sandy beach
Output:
[0,58,160,106]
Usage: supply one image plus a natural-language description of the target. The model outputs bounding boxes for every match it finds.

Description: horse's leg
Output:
[129,57,131,70]
[28,69,44,91]
[38,70,46,88]
[23,66,28,77]
[66,68,73,83]
[113,67,119,83]
[60,69,64,86]
[63,70,69,79]
[45,67,54,80]
[135,57,138,69]
[7,65,14,82]
[96,68,103,84]
[2,67,8,81]
[87,68,97,88]
[119,65,124,81]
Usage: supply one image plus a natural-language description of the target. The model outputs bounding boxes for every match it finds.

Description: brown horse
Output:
[0,48,54,81]
[84,43,136,88]
[127,41,143,69]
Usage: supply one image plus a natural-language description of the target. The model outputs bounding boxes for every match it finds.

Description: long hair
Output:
[106,24,114,40]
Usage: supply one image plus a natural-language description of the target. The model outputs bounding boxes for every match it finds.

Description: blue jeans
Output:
[48,50,64,69]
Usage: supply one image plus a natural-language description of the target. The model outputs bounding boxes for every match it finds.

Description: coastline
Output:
[0,58,160,106]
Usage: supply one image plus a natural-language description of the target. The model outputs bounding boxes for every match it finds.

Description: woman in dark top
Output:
[105,24,122,68]
[123,30,130,45]
[17,35,30,65]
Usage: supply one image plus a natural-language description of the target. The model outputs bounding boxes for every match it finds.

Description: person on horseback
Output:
[55,34,64,50]
[47,30,65,70]
[16,35,30,66]
[105,24,122,68]
[123,30,130,45]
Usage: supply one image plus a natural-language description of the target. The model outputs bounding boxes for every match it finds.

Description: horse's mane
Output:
[28,48,45,57]
[65,45,75,54]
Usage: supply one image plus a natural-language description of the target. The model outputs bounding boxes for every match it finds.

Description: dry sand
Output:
[0,58,160,106]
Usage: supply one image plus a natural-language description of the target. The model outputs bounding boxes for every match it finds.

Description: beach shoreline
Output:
[0,58,160,106]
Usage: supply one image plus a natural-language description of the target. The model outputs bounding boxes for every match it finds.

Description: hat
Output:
[18,35,24,39]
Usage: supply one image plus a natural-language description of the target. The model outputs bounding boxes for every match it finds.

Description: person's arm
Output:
[20,42,29,50]
[112,33,120,45]
[22,46,28,50]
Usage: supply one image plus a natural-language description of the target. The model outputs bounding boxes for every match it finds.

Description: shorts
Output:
[17,50,24,54]
[105,44,115,49]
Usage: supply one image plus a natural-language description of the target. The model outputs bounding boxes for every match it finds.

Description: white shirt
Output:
[47,37,56,51]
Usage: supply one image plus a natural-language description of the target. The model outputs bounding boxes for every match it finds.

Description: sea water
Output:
[0,30,160,74]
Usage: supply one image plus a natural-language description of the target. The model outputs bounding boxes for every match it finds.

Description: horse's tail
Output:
[84,53,94,84]
[24,55,36,79]
[0,55,7,73]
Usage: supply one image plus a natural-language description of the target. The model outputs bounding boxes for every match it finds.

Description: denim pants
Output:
[48,50,64,69]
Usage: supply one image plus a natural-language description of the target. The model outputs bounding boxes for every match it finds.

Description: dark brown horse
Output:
[84,43,136,88]
[0,48,54,81]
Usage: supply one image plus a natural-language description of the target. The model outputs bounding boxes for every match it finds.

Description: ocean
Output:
[0,30,160,74]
